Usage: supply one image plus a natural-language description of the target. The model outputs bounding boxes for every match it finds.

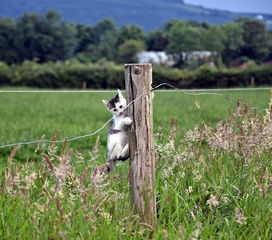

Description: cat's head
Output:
[102,89,127,116]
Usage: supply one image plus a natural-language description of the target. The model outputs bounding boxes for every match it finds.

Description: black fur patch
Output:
[108,94,120,107]
[109,129,121,134]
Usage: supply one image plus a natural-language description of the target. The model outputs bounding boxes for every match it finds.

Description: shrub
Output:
[0,61,12,86]
[0,61,271,89]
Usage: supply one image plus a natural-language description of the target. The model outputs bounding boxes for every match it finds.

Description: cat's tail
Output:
[103,159,117,173]
[103,142,118,173]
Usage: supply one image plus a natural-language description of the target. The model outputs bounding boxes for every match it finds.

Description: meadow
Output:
[0,88,271,239]
[0,88,269,161]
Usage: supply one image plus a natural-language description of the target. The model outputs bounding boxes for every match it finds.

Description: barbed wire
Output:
[0,83,270,149]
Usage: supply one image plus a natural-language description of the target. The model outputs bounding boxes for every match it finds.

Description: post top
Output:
[124,63,152,68]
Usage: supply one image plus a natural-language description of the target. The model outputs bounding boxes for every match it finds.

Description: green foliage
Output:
[153,64,272,88]
[1,10,272,67]
[146,29,169,51]
[0,18,21,64]
[0,10,77,64]
[93,18,117,44]
[0,61,11,85]
[0,61,124,89]
[203,25,225,52]
[17,10,77,63]
[117,25,145,45]
[0,61,272,89]
[238,18,271,62]
[117,40,145,64]
[166,21,203,54]
[75,24,96,53]
[221,22,245,64]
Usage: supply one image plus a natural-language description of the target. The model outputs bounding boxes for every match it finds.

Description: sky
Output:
[185,0,272,14]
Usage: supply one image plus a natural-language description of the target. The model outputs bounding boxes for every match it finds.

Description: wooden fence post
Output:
[124,63,156,228]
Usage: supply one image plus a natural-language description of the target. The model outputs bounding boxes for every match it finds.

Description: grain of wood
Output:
[124,63,156,227]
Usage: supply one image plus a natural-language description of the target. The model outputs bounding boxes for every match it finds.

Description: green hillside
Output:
[1,0,271,30]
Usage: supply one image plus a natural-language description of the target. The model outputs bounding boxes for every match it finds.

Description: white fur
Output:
[107,115,132,160]
[102,90,132,164]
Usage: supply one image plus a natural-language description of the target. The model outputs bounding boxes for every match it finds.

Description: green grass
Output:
[0,88,271,239]
[0,89,270,161]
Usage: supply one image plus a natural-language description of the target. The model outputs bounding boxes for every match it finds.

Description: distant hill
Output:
[1,0,272,30]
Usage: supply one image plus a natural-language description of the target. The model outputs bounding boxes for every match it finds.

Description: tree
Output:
[117,25,145,46]
[52,21,77,61]
[0,18,21,64]
[267,30,272,60]
[237,18,270,62]
[166,21,203,53]
[204,25,224,52]
[93,18,117,44]
[146,30,169,51]
[166,21,203,66]
[97,30,118,61]
[13,10,77,63]
[221,22,245,65]
[75,24,95,53]
[117,39,145,63]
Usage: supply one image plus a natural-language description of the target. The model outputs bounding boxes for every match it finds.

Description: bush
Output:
[0,61,12,85]
[0,61,271,89]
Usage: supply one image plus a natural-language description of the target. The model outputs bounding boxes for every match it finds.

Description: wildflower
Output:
[186,186,193,194]
[76,151,84,163]
[190,211,196,221]
[162,166,173,179]
[235,207,247,225]
[99,211,112,222]
[192,169,202,181]
[194,96,201,110]
[221,196,231,203]
[190,228,201,240]
[206,194,219,208]
[58,231,67,240]
[195,221,203,228]
[52,151,72,193]
[25,172,37,188]
[162,229,168,239]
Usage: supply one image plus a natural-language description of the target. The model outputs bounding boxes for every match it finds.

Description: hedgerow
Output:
[0,61,271,88]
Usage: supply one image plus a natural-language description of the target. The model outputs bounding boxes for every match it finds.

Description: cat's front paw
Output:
[124,117,133,126]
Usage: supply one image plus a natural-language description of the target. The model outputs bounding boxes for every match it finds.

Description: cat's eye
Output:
[120,105,123,108]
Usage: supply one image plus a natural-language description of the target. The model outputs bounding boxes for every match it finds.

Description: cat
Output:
[100,89,132,173]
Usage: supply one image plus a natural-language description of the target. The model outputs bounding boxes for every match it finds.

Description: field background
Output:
[0,87,271,239]
[0,88,270,164]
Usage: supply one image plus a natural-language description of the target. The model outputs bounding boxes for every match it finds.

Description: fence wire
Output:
[0,83,270,149]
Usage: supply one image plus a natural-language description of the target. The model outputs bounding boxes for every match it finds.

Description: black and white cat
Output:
[101,89,132,173]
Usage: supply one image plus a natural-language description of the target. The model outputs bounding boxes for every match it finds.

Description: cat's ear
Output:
[102,100,110,108]
[117,89,123,98]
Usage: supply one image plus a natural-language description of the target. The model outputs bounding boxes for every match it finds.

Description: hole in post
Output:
[134,66,141,75]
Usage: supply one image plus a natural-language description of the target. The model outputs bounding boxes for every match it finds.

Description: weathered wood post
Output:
[124,63,156,228]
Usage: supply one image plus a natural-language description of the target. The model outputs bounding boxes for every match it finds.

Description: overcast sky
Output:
[185,0,272,14]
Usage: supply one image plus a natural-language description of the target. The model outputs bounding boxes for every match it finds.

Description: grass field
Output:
[0,89,270,161]
[0,88,271,239]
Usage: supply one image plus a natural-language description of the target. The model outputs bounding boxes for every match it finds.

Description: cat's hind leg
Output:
[118,143,129,161]
[100,144,129,174]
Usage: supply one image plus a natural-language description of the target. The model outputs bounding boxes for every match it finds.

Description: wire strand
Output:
[0,87,271,93]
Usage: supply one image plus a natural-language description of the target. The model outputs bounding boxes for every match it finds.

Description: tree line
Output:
[0,10,271,66]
